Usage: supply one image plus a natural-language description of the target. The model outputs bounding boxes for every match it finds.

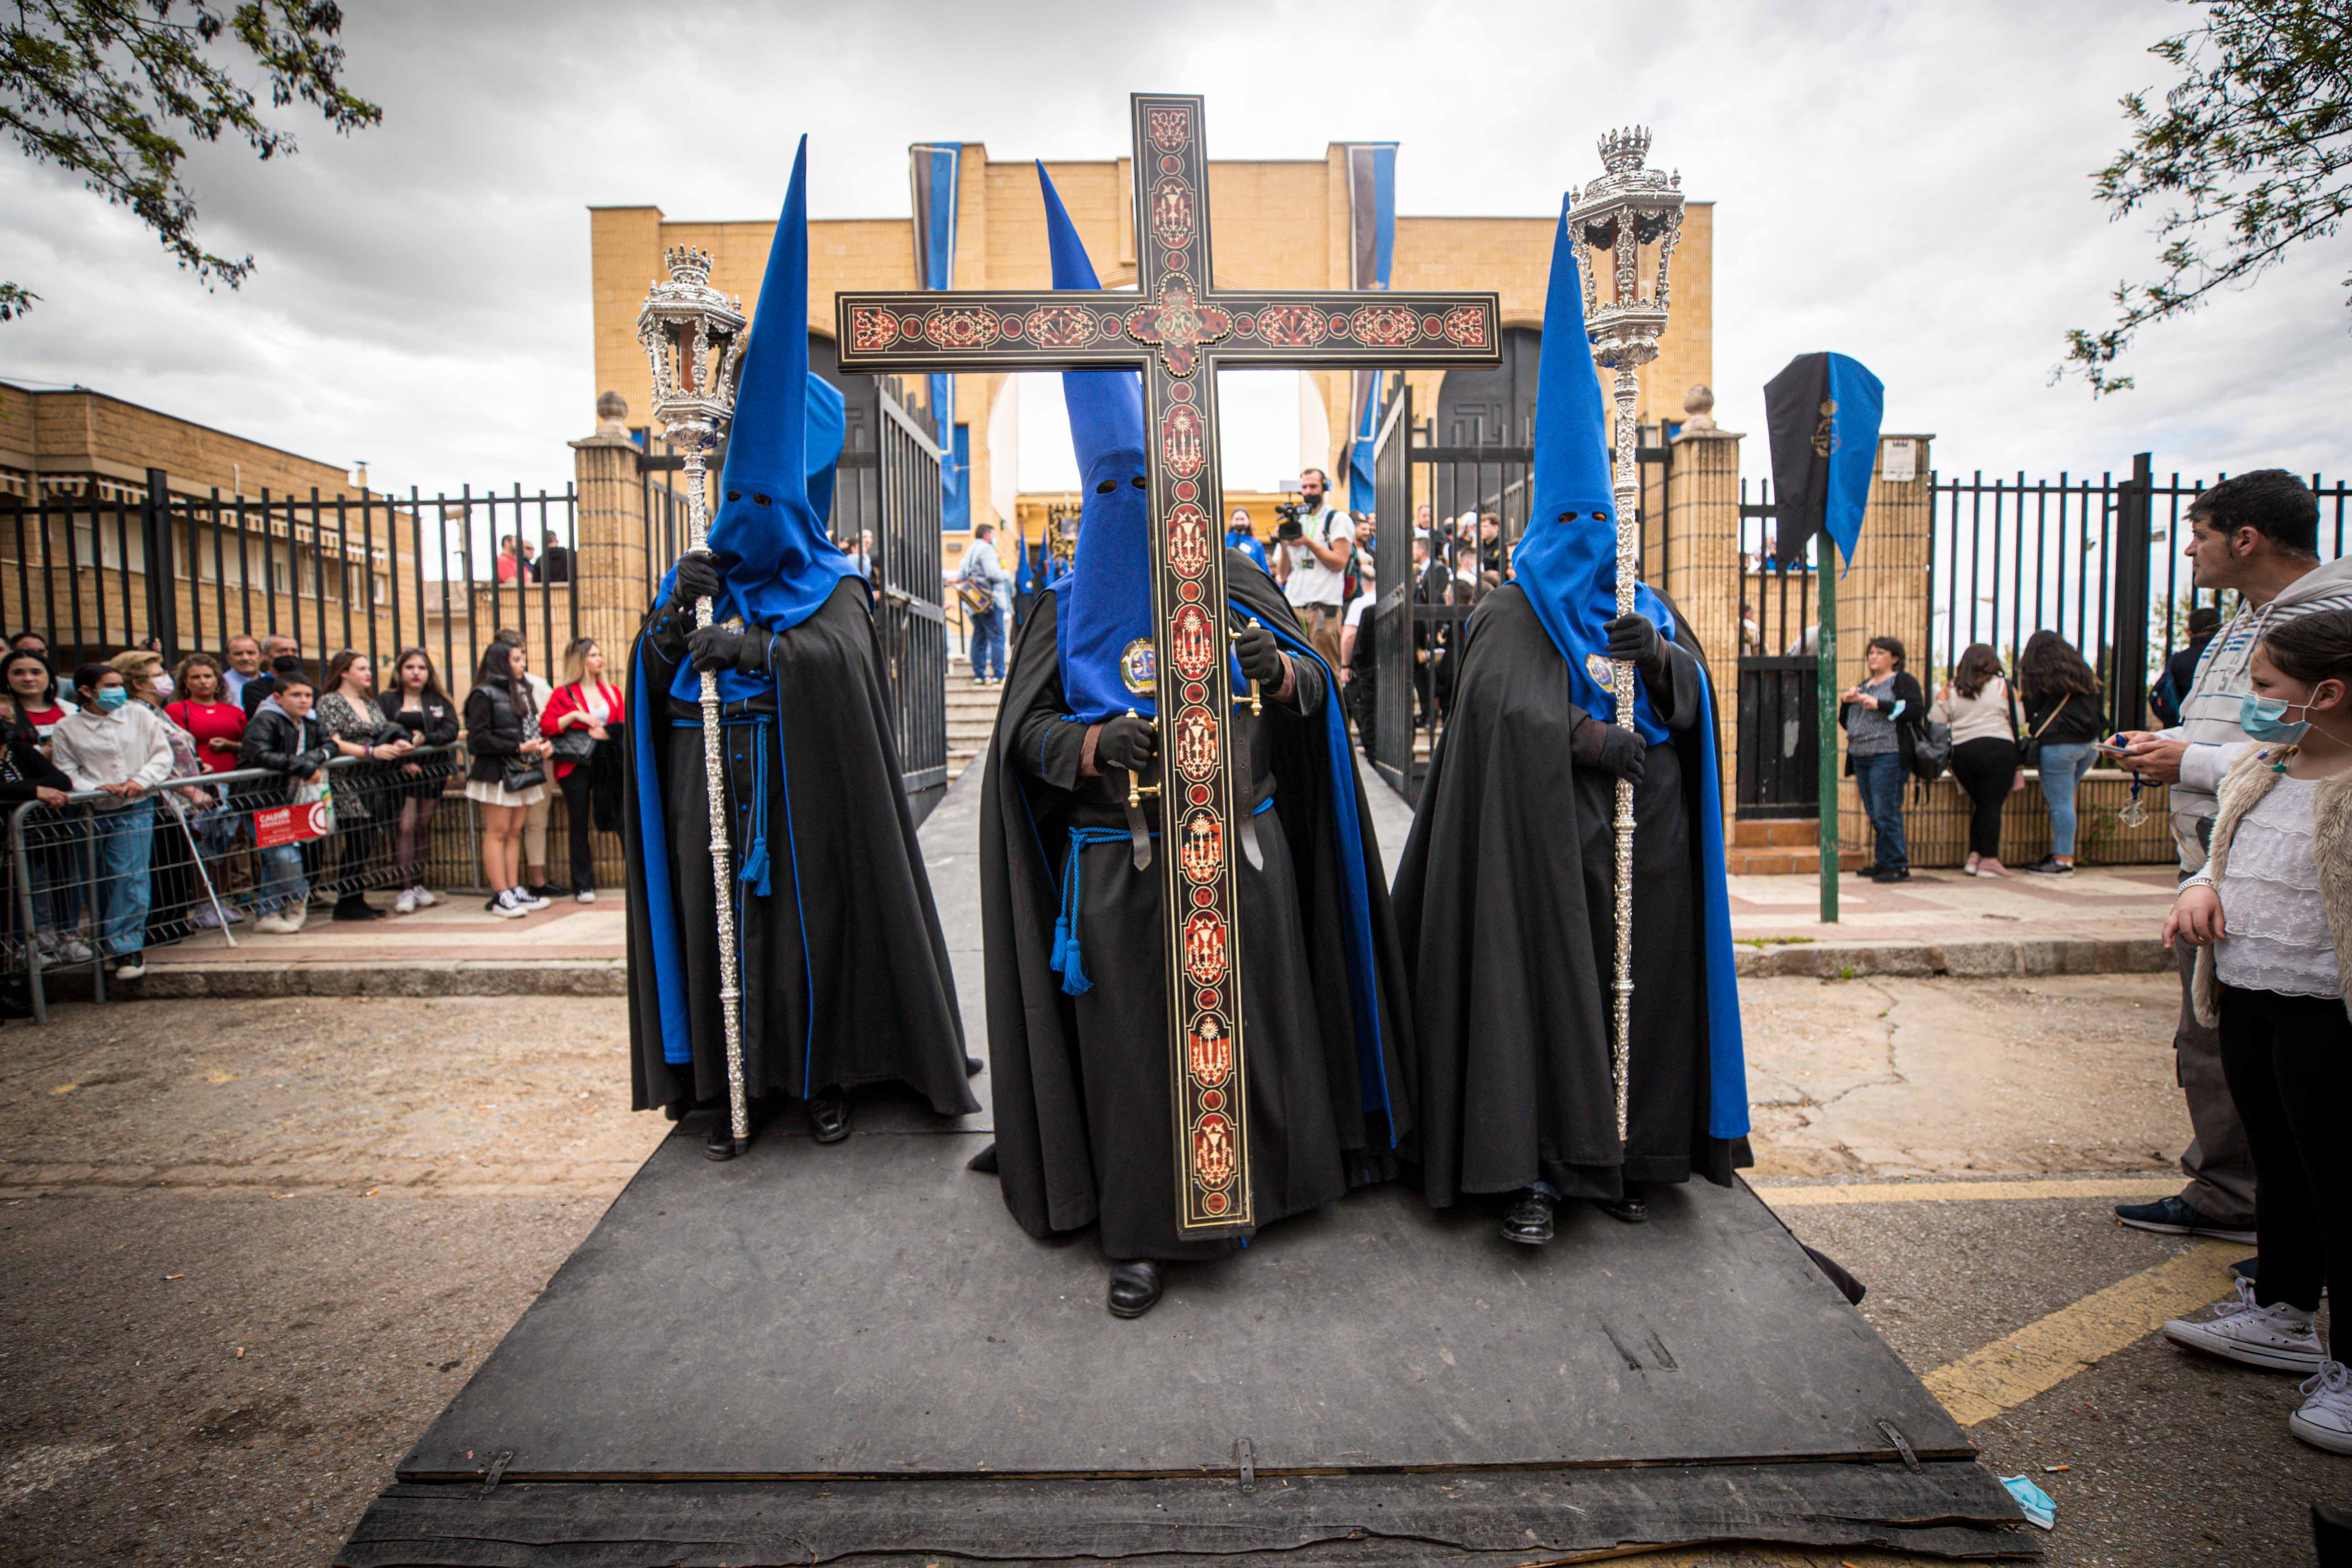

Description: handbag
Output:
[502,756,546,794]
[548,727,597,764]
[956,578,995,617]
[2018,692,2070,770]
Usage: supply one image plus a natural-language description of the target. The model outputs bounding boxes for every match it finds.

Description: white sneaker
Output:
[251,912,297,935]
[111,958,145,981]
[58,937,94,965]
[412,886,440,908]
[2163,1277,2324,1373]
[489,889,529,920]
[393,887,419,916]
[512,886,550,911]
[2291,1361,2352,1455]
[575,889,597,904]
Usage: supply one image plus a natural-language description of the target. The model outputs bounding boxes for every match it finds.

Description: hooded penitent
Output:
[623,137,972,1127]
[1508,200,1746,1141]
[970,168,1415,1262]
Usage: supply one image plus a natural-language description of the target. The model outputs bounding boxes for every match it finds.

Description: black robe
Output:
[980,551,1417,1262]
[625,577,977,1122]
[1393,584,1747,1207]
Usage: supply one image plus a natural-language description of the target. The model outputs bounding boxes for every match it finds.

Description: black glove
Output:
[1095,714,1158,774]
[1234,622,1285,688]
[1573,716,1648,784]
[673,550,723,605]
[686,624,747,674]
[1605,612,1666,680]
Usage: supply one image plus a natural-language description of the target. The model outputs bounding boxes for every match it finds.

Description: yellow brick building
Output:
[588,136,1713,560]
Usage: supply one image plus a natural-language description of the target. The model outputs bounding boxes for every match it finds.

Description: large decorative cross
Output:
[839,93,1499,1238]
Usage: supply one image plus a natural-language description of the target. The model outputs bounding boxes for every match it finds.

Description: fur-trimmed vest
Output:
[2191,744,2352,1027]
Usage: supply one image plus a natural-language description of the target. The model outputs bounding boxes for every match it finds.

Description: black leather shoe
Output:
[965,1055,985,1077]
[966,1142,999,1174]
[807,1094,852,1144]
[703,1115,742,1161]
[1107,1260,1164,1319]
[1598,1185,1650,1224]
[1501,1190,1555,1245]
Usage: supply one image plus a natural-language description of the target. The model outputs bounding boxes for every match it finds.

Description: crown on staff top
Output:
[663,246,715,287]
[1597,126,1653,174]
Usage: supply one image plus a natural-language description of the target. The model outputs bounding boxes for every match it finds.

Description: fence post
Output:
[2110,452,2156,732]
[570,393,652,667]
[1662,411,1742,823]
[140,467,178,661]
[1827,434,1935,866]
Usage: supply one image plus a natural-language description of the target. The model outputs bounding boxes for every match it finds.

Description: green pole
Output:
[1816,527,1839,924]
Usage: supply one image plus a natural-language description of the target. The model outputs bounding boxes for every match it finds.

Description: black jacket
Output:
[2018,686,2104,749]
[463,677,529,784]
[240,673,278,717]
[239,705,333,776]
[1839,669,1928,776]
[0,718,68,803]
[381,691,461,749]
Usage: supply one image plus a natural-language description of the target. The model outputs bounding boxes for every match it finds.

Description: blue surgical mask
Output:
[94,687,128,713]
[2241,691,2312,743]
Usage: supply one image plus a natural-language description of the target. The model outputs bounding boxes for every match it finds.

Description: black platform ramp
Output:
[340,769,2033,1565]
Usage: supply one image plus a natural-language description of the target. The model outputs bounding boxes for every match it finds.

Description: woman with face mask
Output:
[46,664,174,980]
[2160,608,2352,1460]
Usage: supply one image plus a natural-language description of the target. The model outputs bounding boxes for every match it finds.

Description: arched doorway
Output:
[1434,325,1541,448]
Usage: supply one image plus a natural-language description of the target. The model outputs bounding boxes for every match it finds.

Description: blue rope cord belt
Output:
[1051,794,1274,996]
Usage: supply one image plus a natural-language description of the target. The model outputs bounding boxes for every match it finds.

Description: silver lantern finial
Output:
[636,247,755,1155]
[1566,127,1685,1146]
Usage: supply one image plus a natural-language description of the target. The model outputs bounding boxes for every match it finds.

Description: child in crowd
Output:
[237,672,335,935]
[2161,608,2352,1457]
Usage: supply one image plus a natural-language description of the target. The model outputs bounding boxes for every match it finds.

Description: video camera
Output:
[1272,498,1306,543]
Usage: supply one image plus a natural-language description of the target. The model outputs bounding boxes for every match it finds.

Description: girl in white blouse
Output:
[2160,609,2352,1459]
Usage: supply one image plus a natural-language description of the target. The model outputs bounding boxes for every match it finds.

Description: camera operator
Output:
[1274,467,1354,670]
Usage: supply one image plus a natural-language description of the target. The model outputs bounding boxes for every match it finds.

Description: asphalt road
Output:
[0,983,2340,1568]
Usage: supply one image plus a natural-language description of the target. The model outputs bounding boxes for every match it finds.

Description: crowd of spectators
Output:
[0,626,629,993]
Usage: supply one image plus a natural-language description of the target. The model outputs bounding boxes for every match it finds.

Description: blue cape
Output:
[1515,198,1748,1140]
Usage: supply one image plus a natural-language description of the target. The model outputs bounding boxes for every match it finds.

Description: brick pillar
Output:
[570,392,652,664]
[1661,418,1743,814]
[1832,434,1935,852]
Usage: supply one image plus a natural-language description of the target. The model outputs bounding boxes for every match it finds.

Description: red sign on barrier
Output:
[252,798,331,849]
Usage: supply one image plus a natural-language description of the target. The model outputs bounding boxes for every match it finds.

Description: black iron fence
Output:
[1,473,582,698]
[1927,457,2352,735]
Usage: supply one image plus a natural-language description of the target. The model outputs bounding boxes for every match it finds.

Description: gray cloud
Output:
[0,0,2342,502]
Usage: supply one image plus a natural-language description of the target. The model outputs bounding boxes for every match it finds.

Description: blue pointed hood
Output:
[1041,162,1157,723]
[701,136,853,632]
[1511,198,1673,743]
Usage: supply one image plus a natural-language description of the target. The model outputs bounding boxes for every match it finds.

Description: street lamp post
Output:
[1567,127,1685,1143]
[636,248,753,1152]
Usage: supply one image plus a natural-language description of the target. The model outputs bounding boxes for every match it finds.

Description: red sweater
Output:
[539,680,625,780]
[166,699,247,773]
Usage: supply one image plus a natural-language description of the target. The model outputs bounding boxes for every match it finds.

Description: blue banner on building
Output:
[1346,143,1397,516]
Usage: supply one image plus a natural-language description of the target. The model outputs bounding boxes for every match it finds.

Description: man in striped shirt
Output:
[2117,470,2352,1247]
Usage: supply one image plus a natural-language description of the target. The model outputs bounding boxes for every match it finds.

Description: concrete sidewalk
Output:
[96,763,2179,999]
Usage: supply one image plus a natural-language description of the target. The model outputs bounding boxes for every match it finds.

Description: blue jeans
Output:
[2037,741,2097,858]
[971,603,1006,682]
[88,801,156,958]
[1852,751,1908,871]
[256,843,309,917]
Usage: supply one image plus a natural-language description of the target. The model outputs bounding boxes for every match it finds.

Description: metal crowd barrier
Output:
[5,742,467,1022]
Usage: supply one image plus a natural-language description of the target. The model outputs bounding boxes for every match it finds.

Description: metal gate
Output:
[841,383,948,797]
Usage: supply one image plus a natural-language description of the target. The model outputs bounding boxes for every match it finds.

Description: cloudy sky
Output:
[1,0,2344,503]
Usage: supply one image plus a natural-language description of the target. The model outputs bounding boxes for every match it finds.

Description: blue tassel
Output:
[1060,933,1091,995]
[739,840,771,898]
[1050,915,1070,973]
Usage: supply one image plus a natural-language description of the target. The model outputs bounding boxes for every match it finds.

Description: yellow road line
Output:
[1755,1175,2177,1207]
[1922,1242,2239,1427]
